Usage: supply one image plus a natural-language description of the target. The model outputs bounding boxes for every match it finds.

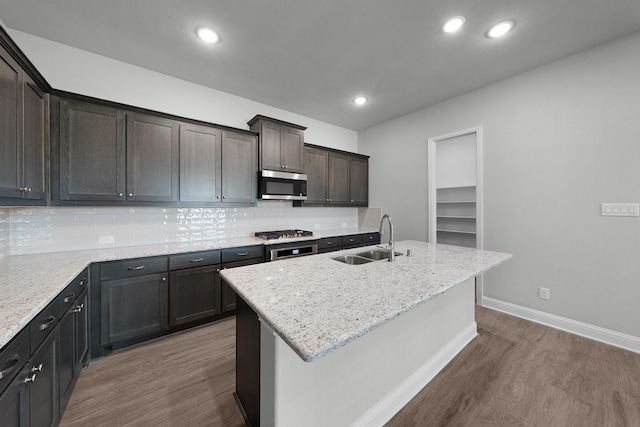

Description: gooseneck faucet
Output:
[379,214,394,262]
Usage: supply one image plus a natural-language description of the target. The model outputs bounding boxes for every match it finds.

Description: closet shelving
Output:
[436,185,477,248]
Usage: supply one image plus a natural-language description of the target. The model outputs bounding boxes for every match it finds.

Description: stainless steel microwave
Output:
[259,170,307,200]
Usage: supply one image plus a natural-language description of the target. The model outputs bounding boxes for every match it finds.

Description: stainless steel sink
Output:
[355,250,403,261]
[332,255,374,265]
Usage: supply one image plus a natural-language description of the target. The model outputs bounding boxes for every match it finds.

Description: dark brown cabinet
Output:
[221,131,258,203]
[169,250,222,326]
[100,257,169,346]
[0,45,47,205]
[179,124,221,203]
[56,99,126,202]
[0,362,31,427]
[299,144,369,207]
[58,277,88,415]
[126,113,179,202]
[29,325,59,427]
[248,115,305,173]
[220,245,264,312]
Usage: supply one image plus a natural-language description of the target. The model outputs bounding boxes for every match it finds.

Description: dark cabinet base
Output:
[234,295,261,427]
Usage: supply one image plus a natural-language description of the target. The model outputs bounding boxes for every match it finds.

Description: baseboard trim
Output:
[482,297,640,354]
[351,322,478,427]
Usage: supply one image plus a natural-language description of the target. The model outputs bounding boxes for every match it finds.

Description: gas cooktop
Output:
[254,229,313,240]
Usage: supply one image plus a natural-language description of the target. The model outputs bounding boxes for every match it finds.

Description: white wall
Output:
[359,32,640,340]
[8,30,358,152]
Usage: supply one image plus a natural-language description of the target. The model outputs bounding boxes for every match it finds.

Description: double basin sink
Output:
[333,249,403,265]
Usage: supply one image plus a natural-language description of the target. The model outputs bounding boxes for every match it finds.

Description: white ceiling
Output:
[1,0,640,131]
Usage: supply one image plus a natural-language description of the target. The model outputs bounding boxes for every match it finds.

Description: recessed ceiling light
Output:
[353,96,368,105]
[487,20,515,38]
[443,16,465,33]
[196,27,220,44]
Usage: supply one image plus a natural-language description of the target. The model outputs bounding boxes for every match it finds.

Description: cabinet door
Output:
[349,156,368,206]
[179,124,222,203]
[221,131,257,203]
[169,265,221,326]
[0,46,22,199]
[221,258,262,312]
[59,100,126,201]
[126,114,179,202]
[259,121,283,171]
[58,309,75,414]
[282,127,304,172]
[303,147,328,204]
[328,152,349,204]
[0,363,30,427]
[101,273,168,345]
[30,327,59,427]
[22,76,46,201]
[75,291,89,371]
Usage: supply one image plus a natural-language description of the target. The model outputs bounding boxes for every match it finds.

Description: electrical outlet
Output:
[539,287,550,300]
[314,224,321,229]
[601,203,639,217]
[99,235,115,244]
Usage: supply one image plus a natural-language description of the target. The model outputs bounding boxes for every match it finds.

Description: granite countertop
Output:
[220,240,512,362]
[0,228,378,349]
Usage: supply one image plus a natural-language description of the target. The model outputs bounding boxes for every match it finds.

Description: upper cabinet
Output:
[51,94,258,206]
[179,123,257,204]
[0,33,49,206]
[248,115,305,173]
[298,144,369,207]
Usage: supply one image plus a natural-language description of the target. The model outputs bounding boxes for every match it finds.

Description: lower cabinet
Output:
[220,245,264,312]
[59,289,88,414]
[0,363,31,427]
[30,328,59,427]
[169,250,222,326]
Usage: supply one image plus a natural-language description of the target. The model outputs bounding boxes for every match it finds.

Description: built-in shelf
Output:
[436,186,477,248]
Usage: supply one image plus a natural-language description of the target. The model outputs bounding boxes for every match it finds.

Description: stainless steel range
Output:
[255,229,318,261]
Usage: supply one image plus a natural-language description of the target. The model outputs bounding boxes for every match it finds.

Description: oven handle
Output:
[269,243,318,261]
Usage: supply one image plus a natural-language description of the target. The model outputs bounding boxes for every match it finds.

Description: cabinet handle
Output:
[64,293,76,303]
[39,315,56,331]
[189,258,204,263]
[24,374,37,384]
[351,200,354,202]
[237,252,249,256]
[222,196,227,199]
[162,277,167,281]
[79,278,87,287]
[19,187,25,192]
[127,265,145,271]
[31,364,43,373]
[326,198,330,202]
[216,196,220,199]
[27,188,32,192]
[73,304,84,313]
[0,355,21,379]
[128,193,133,197]
[118,193,124,197]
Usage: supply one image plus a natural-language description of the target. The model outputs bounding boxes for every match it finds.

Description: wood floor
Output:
[60,307,640,427]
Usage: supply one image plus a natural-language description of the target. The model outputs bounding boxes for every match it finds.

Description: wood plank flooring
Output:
[60,307,640,427]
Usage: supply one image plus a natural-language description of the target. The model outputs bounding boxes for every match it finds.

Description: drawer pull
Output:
[79,278,87,287]
[127,265,145,271]
[39,316,56,331]
[73,304,85,313]
[189,258,204,263]
[237,252,249,256]
[64,293,76,303]
[24,374,37,383]
[31,363,43,373]
[0,355,21,379]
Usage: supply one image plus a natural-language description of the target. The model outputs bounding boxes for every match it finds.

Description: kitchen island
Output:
[220,240,511,427]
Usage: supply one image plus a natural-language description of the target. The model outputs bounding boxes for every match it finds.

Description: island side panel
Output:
[260,278,476,427]
[235,295,261,427]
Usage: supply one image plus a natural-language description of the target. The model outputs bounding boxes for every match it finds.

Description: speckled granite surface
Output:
[0,228,378,349]
[220,241,511,362]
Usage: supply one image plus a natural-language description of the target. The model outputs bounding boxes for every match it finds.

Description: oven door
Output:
[259,170,307,200]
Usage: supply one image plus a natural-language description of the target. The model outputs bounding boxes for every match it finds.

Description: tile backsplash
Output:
[0,202,374,257]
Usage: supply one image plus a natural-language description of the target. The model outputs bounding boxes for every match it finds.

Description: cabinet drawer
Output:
[169,250,221,271]
[0,329,30,396]
[100,256,167,281]
[317,237,341,253]
[341,234,363,248]
[221,246,263,263]
[30,299,58,353]
[363,232,381,245]
[57,282,78,319]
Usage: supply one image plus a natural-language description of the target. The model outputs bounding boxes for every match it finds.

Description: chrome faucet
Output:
[379,214,394,262]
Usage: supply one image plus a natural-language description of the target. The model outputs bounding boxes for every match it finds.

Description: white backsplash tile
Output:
[0,202,376,256]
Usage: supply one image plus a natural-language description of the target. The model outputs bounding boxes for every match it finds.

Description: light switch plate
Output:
[601,203,639,217]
